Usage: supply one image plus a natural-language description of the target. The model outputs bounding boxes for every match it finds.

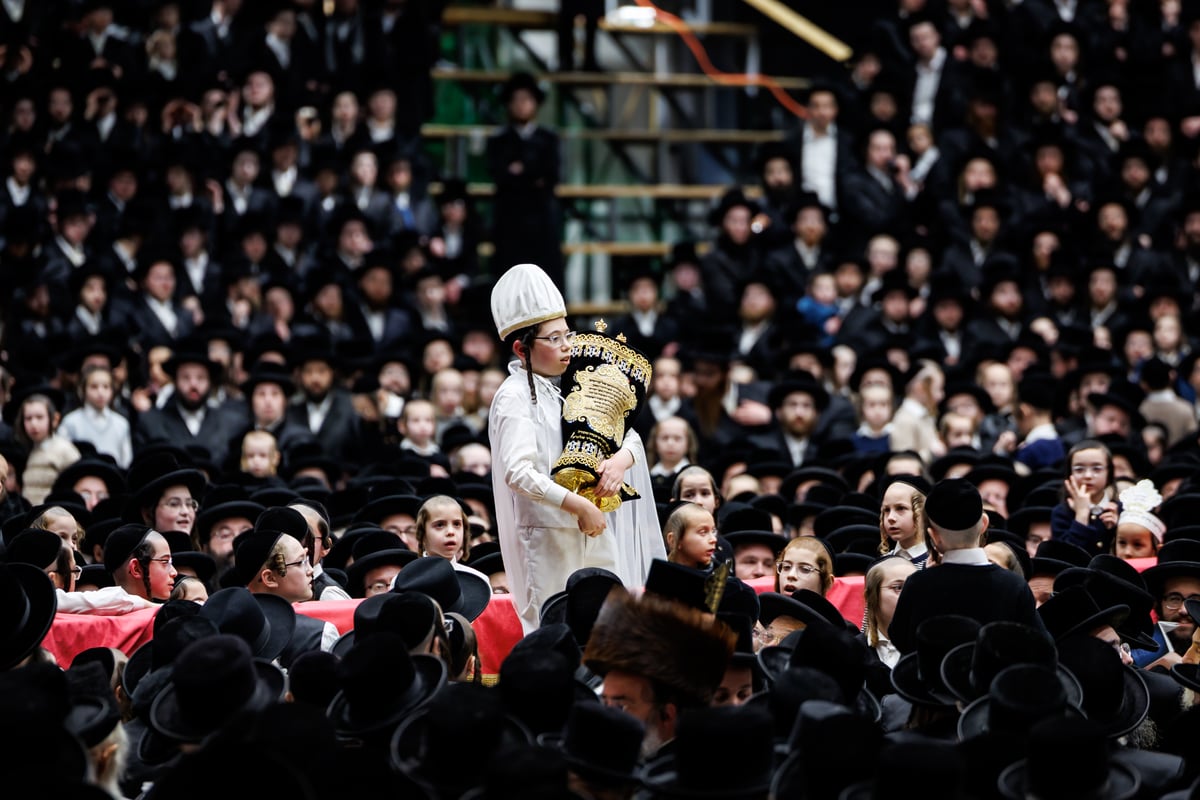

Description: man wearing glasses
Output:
[1138,539,1200,668]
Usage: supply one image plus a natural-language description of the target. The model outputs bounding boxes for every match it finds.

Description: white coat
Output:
[490,361,665,634]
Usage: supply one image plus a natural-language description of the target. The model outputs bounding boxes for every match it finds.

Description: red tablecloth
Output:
[45,558,1135,676]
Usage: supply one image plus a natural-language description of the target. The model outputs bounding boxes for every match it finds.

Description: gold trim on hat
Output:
[498,310,566,341]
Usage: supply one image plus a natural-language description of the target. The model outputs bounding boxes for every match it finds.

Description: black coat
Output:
[486,125,564,287]
[889,562,1044,655]
[134,397,249,468]
[286,389,363,466]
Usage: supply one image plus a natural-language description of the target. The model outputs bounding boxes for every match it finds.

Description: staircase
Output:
[427,0,811,310]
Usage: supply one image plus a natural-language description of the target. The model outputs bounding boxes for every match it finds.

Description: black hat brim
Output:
[147,660,285,743]
[328,654,446,738]
[0,563,58,671]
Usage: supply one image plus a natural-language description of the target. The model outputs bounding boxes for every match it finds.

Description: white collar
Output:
[941,548,990,566]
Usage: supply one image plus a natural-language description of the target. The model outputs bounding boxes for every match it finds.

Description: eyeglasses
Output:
[534,331,577,348]
[1070,465,1106,476]
[160,497,199,512]
[146,555,174,568]
[366,580,393,594]
[1162,593,1200,611]
[776,561,823,576]
[281,556,311,572]
[51,567,83,579]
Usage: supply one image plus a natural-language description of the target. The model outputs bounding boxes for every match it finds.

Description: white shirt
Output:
[631,309,658,338]
[368,118,395,143]
[56,235,87,267]
[890,541,928,562]
[179,405,206,436]
[242,104,274,138]
[307,395,333,433]
[75,306,102,336]
[226,180,251,216]
[273,166,297,198]
[801,123,838,210]
[2,0,24,22]
[875,633,902,669]
[911,47,947,126]
[648,395,681,421]
[96,111,116,142]
[185,252,209,294]
[265,32,290,68]
[783,433,810,466]
[942,547,990,566]
[6,176,29,206]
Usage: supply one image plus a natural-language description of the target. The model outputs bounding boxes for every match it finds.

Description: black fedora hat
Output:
[779,466,849,503]
[53,457,127,499]
[329,592,394,658]
[767,370,830,412]
[721,529,787,558]
[537,702,644,788]
[957,663,1084,742]
[193,489,264,547]
[239,361,296,398]
[940,620,1082,706]
[640,704,776,799]
[717,503,774,534]
[390,681,531,795]
[1142,538,1200,597]
[147,634,285,745]
[891,615,982,708]
[390,556,491,621]
[813,505,879,539]
[344,540,419,599]
[756,588,845,634]
[997,715,1140,800]
[198,586,295,662]
[0,562,58,670]
[1037,585,1128,643]
[765,622,881,723]
[352,493,424,526]
[1054,556,1158,651]
[824,523,881,555]
[1,383,67,427]
[329,631,447,741]
[126,452,207,514]
[1056,635,1150,739]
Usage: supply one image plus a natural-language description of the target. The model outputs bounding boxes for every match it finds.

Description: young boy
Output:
[240,430,281,479]
[489,263,664,633]
[852,383,894,454]
[398,397,440,457]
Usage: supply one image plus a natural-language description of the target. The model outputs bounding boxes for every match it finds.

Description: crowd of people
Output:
[7,0,1200,797]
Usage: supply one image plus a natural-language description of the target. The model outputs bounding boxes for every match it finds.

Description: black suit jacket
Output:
[134,397,249,468]
[287,389,363,466]
[889,562,1044,655]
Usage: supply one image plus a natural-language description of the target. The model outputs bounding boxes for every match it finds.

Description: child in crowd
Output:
[852,383,894,454]
[647,416,695,484]
[938,410,978,451]
[1112,478,1164,561]
[417,493,471,562]
[240,430,282,480]
[664,501,718,571]
[775,536,834,596]
[645,355,686,429]
[670,464,722,516]
[795,270,841,347]
[60,364,133,469]
[862,555,918,669]
[430,368,469,442]
[31,505,86,554]
[16,391,81,506]
[399,397,440,457]
[878,475,930,567]
[1052,438,1120,556]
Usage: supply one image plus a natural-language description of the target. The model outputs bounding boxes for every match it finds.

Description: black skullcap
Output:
[254,506,309,542]
[103,523,153,573]
[925,479,984,532]
[232,528,285,583]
